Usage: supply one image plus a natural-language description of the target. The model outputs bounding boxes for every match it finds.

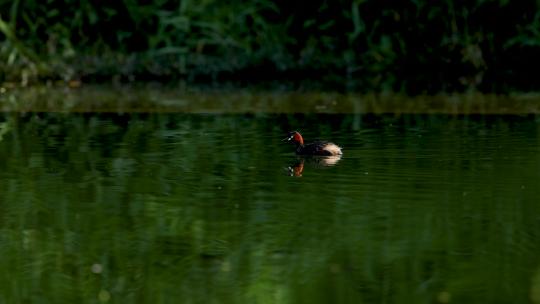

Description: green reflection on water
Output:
[0,111,539,303]
[3,86,540,114]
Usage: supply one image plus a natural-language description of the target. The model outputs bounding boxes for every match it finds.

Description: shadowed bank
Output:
[1,1,540,93]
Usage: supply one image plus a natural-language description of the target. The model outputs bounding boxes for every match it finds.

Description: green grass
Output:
[1,0,540,92]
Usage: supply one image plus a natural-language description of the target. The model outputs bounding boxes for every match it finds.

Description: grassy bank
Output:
[1,1,540,93]
[4,85,540,114]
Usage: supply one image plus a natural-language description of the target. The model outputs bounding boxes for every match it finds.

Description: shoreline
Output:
[1,85,540,114]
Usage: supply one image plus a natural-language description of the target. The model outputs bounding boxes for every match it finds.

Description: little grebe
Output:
[283,131,342,156]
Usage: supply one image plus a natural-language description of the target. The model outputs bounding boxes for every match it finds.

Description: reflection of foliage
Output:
[0,120,10,141]
[0,113,538,302]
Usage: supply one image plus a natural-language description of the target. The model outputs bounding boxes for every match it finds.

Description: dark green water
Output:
[0,111,539,303]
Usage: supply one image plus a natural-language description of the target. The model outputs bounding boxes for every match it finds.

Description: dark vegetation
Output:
[1,0,540,93]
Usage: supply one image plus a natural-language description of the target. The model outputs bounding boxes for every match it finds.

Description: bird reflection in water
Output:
[286,155,342,177]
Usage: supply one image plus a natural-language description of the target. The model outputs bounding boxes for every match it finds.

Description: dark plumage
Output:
[283,131,342,156]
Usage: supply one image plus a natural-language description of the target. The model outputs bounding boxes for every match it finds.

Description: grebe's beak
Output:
[282,135,293,142]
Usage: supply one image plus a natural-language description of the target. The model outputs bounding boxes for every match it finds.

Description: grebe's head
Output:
[283,131,304,145]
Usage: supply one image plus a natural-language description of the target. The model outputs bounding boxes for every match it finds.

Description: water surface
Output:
[0,90,540,303]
